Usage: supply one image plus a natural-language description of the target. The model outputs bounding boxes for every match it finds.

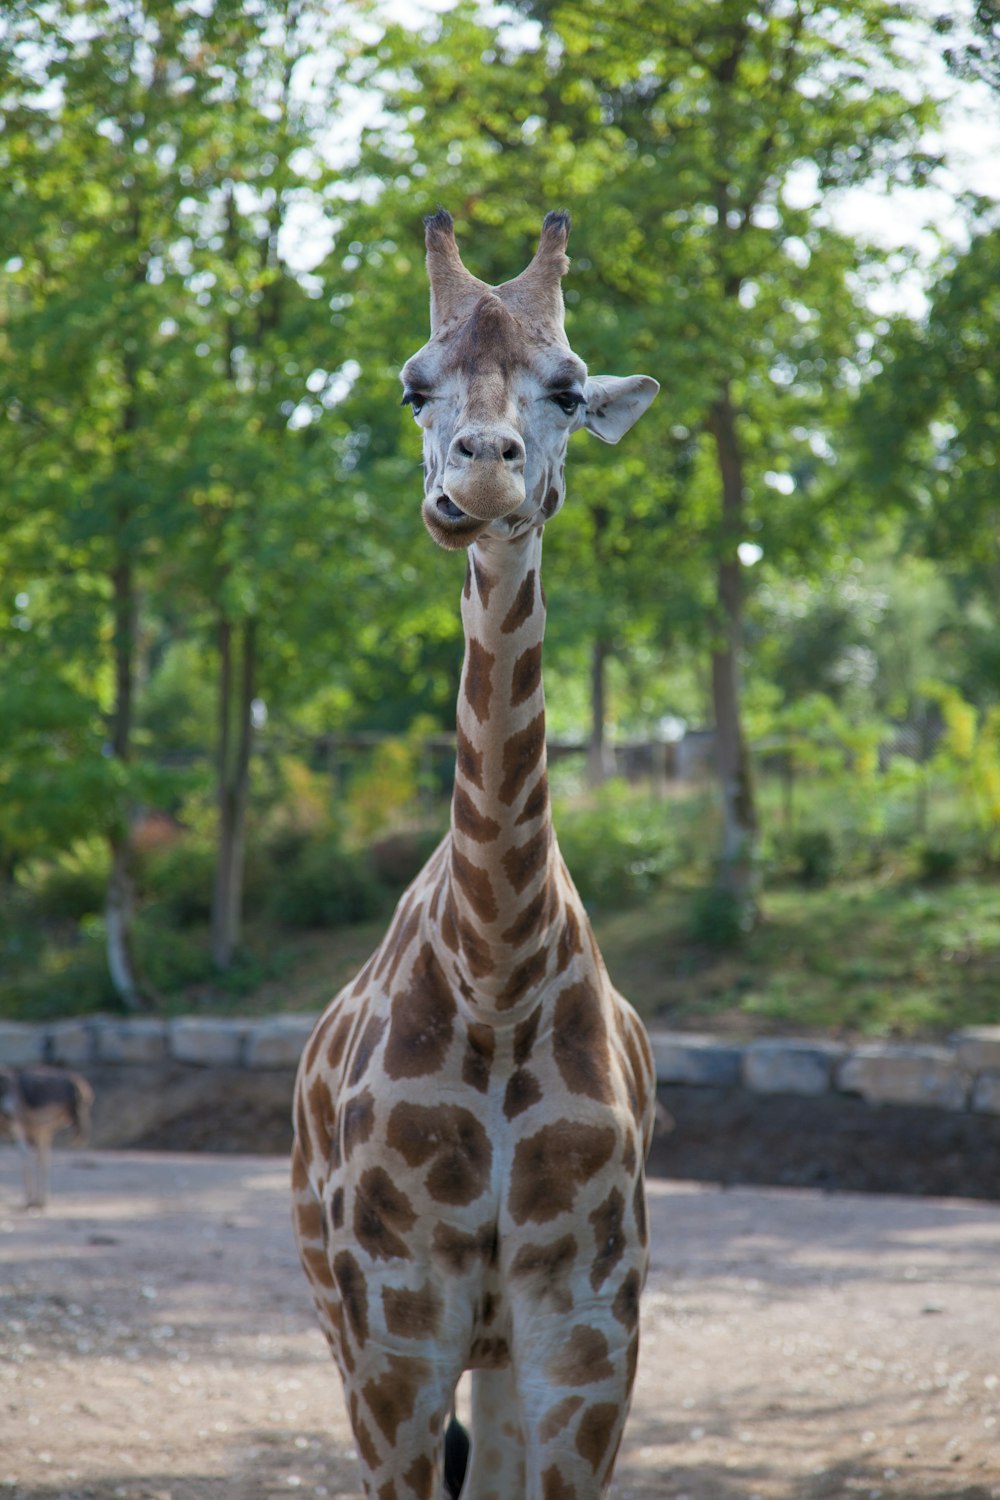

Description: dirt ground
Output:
[77,1066,1000,1204]
[1,1148,999,1500]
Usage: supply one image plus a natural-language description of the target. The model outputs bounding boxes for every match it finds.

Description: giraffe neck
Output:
[443,527,560,1014]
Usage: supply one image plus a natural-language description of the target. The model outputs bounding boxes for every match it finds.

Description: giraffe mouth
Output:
[422,493,489,550]
[437,495,467,522]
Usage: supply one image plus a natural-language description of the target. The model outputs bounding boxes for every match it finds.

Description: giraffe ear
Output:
[582,376,659,444]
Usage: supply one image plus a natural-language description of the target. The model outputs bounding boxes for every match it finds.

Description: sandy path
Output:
[1,1150,998,1499]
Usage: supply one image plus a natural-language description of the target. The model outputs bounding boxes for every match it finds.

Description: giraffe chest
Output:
[297,971,650,1276]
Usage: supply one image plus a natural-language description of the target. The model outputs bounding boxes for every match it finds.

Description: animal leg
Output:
[341,1342,461,1500]
[459,1366,525,1499]
[35,1130,54,1208]
[512,1304,639,1499]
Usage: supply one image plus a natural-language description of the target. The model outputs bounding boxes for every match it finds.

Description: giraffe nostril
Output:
[502,444,521,463]
[457,441,474,459]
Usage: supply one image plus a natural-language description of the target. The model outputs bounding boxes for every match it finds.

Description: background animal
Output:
[0,1065,94,1208]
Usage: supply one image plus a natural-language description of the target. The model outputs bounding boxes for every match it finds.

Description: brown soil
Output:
[1,1152,999,1500]
[77,1064,1000,1203]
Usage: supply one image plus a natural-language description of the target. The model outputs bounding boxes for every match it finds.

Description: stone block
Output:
[0,1022,46,1066]
[743,1039,845,1097]
[971,1072,1000,1116]
[953,1026,1000,1076]
[649,1032,743,1088]
[169,1017,245,1067]
[244,1016,318,1070]
[95,1019,168,1065]
[837,1044,969,1111]
[48,1020,95,1066]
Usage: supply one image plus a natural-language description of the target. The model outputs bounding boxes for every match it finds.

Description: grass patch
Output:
[595,875,1000,1040]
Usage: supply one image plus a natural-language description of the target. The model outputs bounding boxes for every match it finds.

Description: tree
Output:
[0,0,357,990]
[324,0,938,921]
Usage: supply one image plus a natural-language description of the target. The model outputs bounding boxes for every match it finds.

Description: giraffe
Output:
[291,209,659,1500]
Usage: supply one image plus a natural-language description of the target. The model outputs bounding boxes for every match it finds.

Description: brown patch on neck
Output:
[500,569,537,634]
[464,638,494,724]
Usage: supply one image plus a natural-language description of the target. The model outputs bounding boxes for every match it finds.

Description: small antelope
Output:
[0,1066,93,1208]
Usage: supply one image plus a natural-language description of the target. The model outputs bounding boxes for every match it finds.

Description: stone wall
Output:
[2,1016,999,1115]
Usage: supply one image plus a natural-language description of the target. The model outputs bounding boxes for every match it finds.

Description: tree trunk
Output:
[708,388,759,922]
[105,546,146,1011]
[586,637,616,788]
[211,615,257,970]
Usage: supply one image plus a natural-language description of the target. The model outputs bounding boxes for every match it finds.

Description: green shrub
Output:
[20,840,109,921]
[915,841,961,884]
[793,828,838,886]
[556,788,677,909]
[270,836,385,929]
[688,886,747,948]
[142,840,216,926]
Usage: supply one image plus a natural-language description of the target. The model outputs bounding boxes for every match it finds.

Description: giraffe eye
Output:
[551,389,583,415]
[401,390,428,416]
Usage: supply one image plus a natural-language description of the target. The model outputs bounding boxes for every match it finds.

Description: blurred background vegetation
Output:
[1,0,999,1036]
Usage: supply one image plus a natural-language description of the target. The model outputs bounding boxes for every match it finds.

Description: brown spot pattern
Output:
[589,1186,626,1291]
[333,1250,369,1344]
[499,712,546,807]
[553,980,614,1102]
[331,1186,344,1229]
[511,642,543,706]
[500,888,546,947]
[497,947,548,1009]
[440,888,459,953]
[464,638,494,724]
[634,1174,648,1247]
[542,1467,575,1500]
[347,1015,387,1088]
[403,1455,433,1500]
[501,827,550,894]
[500,569,536,633]
[515,772,549,826]
[325,1013,354,1071]
[539,1394,585,1443]
[469,1334,511,1368]
[612,1268,641,1329]
[382,1282,443,1340]
[456,916,495,977]
[362,1353,429,1444]
[432,1219,497,1273]
[342,1088,375,1160]
[354,1167,416,1261]
[509,1121,616,1225]
[576,1402,619,1474]
[384,943,456,1080]
[453,785,500,844]
[452,848,499,924]
[509,1233,577,1312]
[461,1023,495,1093]
[503,1067,542,1120]
[472,556,495,607]
[513,1005,542,1065]
[456,723,484,789]
[555,905,583,973]
[387,1101,492,1205]
[548,1325,614,1385]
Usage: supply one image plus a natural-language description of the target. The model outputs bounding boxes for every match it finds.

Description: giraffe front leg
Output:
[341,1341,462,1500]
[459,1366,526,1500]
[512,1295,641,1499]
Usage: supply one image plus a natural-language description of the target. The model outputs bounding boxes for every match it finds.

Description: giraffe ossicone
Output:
[292,210,659,1500]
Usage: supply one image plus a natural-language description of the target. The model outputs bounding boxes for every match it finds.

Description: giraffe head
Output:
[401,210,659,550]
